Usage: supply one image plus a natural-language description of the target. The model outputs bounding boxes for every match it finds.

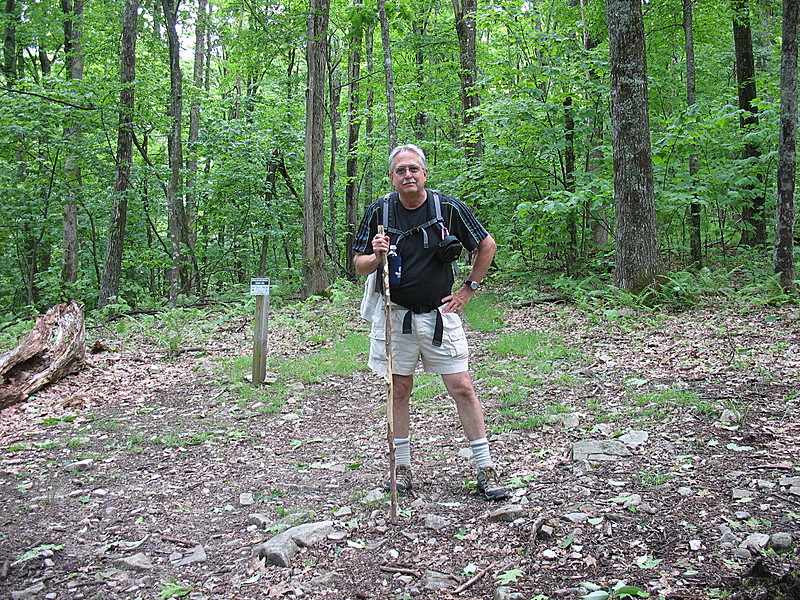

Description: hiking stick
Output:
[378,225,398,524]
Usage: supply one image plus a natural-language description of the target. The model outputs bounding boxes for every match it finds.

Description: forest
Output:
[0,0,798,317]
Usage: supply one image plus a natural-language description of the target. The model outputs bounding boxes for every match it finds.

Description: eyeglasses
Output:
[393,165,423,176]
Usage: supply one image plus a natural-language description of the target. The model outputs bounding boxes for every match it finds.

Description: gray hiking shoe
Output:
[384,465,413,493]
[476,466,509,501]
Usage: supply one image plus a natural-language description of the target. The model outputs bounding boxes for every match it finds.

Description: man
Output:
[352,144,508,501]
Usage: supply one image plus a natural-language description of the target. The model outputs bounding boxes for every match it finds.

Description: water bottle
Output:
[388,245,402,286]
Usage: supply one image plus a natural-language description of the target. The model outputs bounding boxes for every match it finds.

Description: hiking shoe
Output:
[384,465,413,493]
[476,466,509,501]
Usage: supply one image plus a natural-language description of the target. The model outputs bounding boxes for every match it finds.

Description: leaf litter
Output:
[0,299,798,599]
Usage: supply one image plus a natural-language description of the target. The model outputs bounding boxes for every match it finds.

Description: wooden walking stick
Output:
[378,225,398,524]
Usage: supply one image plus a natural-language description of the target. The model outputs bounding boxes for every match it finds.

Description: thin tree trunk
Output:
[683,0,702,268]
[162,0,190,306]
[452,0,482,161]
[775,0,797,289]
[376,0,397,149]
[564,96,577,275]
[344,0,362,280]
[98,0,137,309]
[327,59,341,276]
[60,0,84,285]
[185,0,207,250]
[364,23,375,202]
[303,0,330,297]
[606,0,662,293]
[733,0,766,247]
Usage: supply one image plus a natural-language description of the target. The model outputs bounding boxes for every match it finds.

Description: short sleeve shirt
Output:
[353,190,489,307]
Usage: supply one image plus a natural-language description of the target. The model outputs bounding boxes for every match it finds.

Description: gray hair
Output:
[388,144,428,173]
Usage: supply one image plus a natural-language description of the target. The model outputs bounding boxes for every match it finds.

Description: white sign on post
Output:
[251,277,271,385]
[250,277,271,295]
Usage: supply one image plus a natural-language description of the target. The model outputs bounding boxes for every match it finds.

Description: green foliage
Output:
[463,292,505,332]
[159,579,191,599]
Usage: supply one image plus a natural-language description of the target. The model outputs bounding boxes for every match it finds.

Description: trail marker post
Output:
[250,277,271,385]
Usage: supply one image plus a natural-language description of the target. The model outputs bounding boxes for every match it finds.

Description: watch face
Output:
[468,280,478,290]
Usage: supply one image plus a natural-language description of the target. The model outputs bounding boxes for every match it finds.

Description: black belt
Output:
[394,302,444,347]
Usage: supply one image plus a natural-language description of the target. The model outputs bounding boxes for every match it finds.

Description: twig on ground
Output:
[160,535,198,547]
[452,564,493,595]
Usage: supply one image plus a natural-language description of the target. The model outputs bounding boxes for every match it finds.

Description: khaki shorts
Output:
[368,305,469,376]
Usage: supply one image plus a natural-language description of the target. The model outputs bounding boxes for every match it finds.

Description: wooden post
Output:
[251,278,271,384]
[379,225,398,523]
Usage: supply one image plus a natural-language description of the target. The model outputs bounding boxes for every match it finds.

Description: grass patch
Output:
[463,292,505,332]
[489,331,579,370]
[628,386,714,417]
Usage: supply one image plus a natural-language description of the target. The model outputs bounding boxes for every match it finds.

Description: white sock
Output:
[394,437,411,467]
[470,437,493,469]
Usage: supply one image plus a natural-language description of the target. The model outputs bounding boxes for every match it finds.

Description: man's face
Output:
[390,150,428,195]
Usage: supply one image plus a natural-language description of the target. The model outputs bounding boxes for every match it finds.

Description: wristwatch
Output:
[465,279,479,290]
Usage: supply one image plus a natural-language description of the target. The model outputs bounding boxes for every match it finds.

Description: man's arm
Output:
[353,233,391,276]
[440,234,496,313]
[464,234,496,286]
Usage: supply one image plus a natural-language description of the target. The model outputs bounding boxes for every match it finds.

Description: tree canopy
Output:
[0,0,795,314]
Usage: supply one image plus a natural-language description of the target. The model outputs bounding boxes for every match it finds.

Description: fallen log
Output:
[0,301,86,410]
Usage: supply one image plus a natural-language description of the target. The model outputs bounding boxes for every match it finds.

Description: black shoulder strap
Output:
[382,190,446,249]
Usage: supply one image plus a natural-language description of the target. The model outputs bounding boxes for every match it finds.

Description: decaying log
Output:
[0,301,86,410]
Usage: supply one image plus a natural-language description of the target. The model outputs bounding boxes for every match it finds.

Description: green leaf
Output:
[495,568,524,585]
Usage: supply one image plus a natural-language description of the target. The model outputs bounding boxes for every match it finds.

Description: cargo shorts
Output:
[368,305,469,375]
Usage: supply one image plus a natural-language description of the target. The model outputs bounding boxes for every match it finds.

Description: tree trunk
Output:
[302,0,330,297]
[775,0,797,289]
[185,0,207,249]
[327,58,341,276]
[364,23,375,202]
[2,0,18,84]
[683,0,702,268]
[564,96,577,275]
[162,0,191,306]
[377,0,397,149]
[60,0,84,285]
[0,301,85,409]
[98,0,137,309]
[733,0,767,247]
[452,0,482,161]
[606,0,662,293]
[344,0,362,280]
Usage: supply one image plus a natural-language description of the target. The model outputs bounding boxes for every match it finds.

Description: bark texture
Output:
[775,0,797,288]
[98,0,137,309]
[606,0,662,293]
[0,301,85,409]
[302,0,330,297]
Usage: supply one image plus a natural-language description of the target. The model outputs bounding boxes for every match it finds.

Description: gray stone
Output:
[494,586,527,600]
[732,488,754,500]
[252,520,335,567]
[11,582,45,600]
[732,547,752,560]
[563,512,589,524]
[618,430,648,448]
[362,489,384,504]
[245,513,270,528]
[423,570,458,591]
[64,459,94,472]
[778,476,800,487]
[424,514,451,530]
[770,532,794,552]
[541,549,558,560]
[742,533,770,551]
[239,492,255,506]
[547,413,580,430]
[538,525,555,540]
[790,486,800,497]
[114,553,154,571]
[173,545,206,566]
[572,440,631,462]
[677,487,693,496]
[488,504,524,522]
